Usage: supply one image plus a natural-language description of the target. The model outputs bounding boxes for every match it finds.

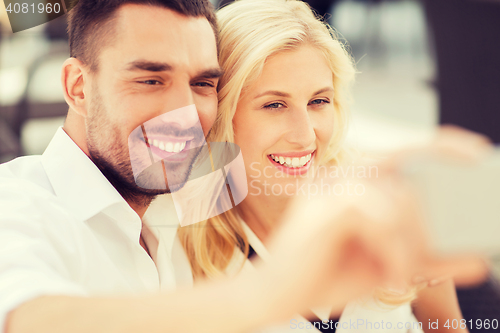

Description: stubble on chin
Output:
[85,91,160,207]
[85,91,199,208]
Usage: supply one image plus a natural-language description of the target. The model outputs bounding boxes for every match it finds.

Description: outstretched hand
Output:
[254,126,490,320]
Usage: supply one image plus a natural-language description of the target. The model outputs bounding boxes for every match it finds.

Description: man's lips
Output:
[147,135,195,143]
[146,136,193,153]
[144,139,194,162]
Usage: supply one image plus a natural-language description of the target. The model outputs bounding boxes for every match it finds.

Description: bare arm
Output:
[413,279,468,333]
[6,185,487,333]
[6,274,269,333]
[5,127,490,333]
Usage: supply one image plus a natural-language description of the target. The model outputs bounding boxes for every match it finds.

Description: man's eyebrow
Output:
[254,90,291,99]
[125,60,173,72]
[192,68,224,80]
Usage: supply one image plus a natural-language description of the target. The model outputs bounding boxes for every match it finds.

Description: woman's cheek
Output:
[315,112,334,139]
[314,117,335,160]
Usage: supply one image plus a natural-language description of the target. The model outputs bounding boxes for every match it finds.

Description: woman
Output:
[179,0,467,331]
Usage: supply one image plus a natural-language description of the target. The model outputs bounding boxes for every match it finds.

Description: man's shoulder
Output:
[0,155,54,195]
[0,157,83,243]
[0,155,60,215]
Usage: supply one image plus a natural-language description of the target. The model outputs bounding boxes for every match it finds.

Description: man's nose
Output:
[159,84,199,130]
[284,106,316,148]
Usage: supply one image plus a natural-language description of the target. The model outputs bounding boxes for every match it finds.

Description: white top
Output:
[227,221,424,333]
[0,127,192,331]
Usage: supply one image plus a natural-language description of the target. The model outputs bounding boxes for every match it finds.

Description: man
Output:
[0,1,487,332]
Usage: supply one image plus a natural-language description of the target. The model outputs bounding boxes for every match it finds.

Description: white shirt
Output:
[0,127,192,331]
[227,221,424,333]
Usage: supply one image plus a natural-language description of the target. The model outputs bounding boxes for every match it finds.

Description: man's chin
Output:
[133,180,186,195]
[134,164,190,194]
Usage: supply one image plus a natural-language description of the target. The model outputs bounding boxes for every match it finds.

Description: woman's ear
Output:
[61,57,88,117]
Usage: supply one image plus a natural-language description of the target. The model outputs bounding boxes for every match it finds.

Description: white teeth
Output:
[148,139,188,153]
[270,153,313,168]
[165,142,174,152]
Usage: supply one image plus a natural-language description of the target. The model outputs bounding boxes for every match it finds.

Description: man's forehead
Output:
[103,4,218,72]
[115,4,214,40]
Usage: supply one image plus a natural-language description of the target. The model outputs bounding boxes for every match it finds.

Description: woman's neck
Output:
[236,192,290,244]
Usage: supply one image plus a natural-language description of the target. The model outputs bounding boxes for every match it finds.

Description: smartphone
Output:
[405,148,500,258]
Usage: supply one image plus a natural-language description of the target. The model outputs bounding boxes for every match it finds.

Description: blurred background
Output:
[2,0,499,160]
[1,0,499,324]
[2,0,439,162]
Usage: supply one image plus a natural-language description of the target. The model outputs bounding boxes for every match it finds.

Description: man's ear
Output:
[61,57,89,117]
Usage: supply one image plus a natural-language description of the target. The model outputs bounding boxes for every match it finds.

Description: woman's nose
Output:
[284,107,316,148]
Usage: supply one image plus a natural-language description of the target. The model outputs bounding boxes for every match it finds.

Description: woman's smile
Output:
[267,150,315,175]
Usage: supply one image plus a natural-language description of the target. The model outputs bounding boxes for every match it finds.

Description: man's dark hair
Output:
[67,0,217,72]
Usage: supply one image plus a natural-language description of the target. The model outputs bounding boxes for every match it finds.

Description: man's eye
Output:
[140,80,162,85]
[263,102,285,109]
[192,81,215,87]
[309,99,330,105]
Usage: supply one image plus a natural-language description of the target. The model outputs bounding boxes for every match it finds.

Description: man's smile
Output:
[146,137,191,153]
[144,137,195,162]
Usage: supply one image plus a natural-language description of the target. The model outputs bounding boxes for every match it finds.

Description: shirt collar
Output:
[239,217,272,262]
[41,127,131,222]
[142,194,180,258]
[239,217,332,322]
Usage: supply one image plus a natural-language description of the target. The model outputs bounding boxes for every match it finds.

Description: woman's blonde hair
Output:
[178,0,416,306]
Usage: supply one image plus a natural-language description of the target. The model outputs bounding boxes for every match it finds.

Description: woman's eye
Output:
[309,99,330,105]
[263,102,285,109]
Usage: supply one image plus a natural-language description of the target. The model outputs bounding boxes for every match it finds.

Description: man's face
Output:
[84,4,220,198]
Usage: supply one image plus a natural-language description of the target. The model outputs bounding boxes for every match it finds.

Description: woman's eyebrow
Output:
[312,87,334,95]
[254,90,291,99]
[254,87,334,99]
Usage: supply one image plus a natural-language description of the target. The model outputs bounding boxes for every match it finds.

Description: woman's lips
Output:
[267,151,315,175]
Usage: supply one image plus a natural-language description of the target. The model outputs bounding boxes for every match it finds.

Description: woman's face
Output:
[234,45,335,197]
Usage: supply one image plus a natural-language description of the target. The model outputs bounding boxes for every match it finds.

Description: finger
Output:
[420,255,490,288]
[433,125,493,161]
[411,274,452,287]
[428,276,452,287]
[375,126,494,178]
